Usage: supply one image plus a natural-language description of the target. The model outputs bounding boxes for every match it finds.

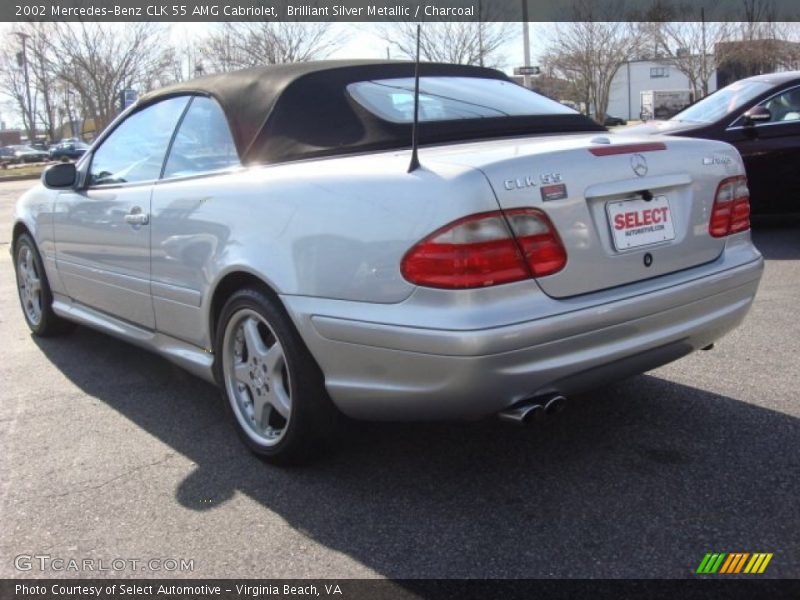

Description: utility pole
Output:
[477,0,484,67]
[64,88,75,139]
[522,0,531,88]
[14,31,34,143]
[701,7,708,97]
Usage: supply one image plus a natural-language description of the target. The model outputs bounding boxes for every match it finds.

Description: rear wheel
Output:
[215,288,338,464]
[14,233,74,336]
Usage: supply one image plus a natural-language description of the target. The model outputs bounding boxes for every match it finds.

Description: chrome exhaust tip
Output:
[544,395,567,415]
[499,394,567,424]
[498,402,544,425]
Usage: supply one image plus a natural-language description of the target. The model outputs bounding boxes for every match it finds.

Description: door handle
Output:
[124,206,149,226]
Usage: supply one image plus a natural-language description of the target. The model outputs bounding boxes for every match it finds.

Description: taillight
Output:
[401,209,566,289]
[710,175,750,238]
[505,208,567,277]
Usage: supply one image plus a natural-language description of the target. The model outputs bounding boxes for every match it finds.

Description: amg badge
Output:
[541,183,568,201]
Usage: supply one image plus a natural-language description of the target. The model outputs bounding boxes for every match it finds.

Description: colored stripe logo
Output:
[696,553,773,574]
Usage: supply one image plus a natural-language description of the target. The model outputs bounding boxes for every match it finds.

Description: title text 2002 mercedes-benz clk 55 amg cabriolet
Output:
[12,61,763,462]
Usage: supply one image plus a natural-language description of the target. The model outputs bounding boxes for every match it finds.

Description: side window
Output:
[162,96,240,179]
[760,87,800,123]
[88,96,190,186]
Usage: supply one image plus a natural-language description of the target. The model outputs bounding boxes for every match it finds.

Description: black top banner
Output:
[7,0,800,22]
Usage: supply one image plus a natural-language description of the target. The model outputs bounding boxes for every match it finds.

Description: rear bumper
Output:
[282,239,763,420]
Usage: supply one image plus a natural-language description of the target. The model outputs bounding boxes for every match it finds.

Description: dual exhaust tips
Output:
[498,395,566,425]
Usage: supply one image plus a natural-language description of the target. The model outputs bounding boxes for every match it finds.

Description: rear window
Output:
[348,77,575,124]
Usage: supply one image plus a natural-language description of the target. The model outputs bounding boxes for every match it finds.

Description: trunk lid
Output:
[426,133,744,298]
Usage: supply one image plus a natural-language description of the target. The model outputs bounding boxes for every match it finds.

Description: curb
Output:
[0,173,43,183]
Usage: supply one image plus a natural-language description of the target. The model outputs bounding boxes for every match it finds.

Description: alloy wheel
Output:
[17,245,43,327]
[222,309,292,446]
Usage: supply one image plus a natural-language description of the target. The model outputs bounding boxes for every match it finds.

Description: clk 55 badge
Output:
[503,176,536,190]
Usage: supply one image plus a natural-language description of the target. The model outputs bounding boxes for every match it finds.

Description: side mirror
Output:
[43,162,77,189]
[743,106,771,125]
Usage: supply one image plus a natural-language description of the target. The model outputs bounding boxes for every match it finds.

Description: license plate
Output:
[606,195,675,250]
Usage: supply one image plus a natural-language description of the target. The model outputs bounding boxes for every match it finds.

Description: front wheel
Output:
[14,233,74,336]
[215,288,338,464]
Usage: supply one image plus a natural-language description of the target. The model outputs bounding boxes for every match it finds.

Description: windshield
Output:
[671,80,772,123]
[348,76,576,123]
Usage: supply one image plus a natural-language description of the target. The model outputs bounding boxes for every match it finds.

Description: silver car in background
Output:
[12,61,763,463]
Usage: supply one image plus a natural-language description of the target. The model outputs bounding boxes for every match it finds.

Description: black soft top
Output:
[138,60,604,165]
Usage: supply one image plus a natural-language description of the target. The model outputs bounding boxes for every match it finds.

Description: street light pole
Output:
[14,31,34,143]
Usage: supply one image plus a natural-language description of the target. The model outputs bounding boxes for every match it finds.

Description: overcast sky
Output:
[169,22,544,69]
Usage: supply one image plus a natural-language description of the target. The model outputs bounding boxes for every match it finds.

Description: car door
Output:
[149,95,241,346]
[52,96,190,329]
[725,85,800,213]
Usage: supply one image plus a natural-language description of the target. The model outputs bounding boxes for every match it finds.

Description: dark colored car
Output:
[49,141,89,161]
[0,146,17,163]
[8,144,49,163]
[621,71,800,214]
[603,115,627,126]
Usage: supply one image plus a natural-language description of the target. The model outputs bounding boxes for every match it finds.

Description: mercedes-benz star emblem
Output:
[631,153,648,177]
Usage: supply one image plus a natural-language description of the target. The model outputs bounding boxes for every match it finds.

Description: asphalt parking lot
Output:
[0,178,797,580]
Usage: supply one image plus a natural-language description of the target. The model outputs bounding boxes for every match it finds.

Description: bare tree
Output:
[200,25,238,74]
[651,21,732,98]
[0,47,36,141]
[0,24,91,141]
[379,21,513,68]
[49,23,174,134]
[0,25,50,142]
[543,2,644,122]
[201,22,340,73]
[168,38,206,82]
[25,24,62,142]
[529,72,579,103]
[638,0,800,98]
[710,1,800,76]
[738,0,781,39]
[724,15,800,73]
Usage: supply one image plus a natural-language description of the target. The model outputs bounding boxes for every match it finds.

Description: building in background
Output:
[0,129,22,146]
[608,41,800,122]
[607,59,716,121]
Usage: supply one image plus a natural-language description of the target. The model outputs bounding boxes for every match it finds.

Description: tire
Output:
[13,233,75,336]
[214,287,339,464]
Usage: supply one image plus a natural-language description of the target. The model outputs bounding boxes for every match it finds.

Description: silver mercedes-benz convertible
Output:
[12,61,763,462]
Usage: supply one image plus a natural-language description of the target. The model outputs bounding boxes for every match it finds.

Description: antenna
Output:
[407,24,422,173]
